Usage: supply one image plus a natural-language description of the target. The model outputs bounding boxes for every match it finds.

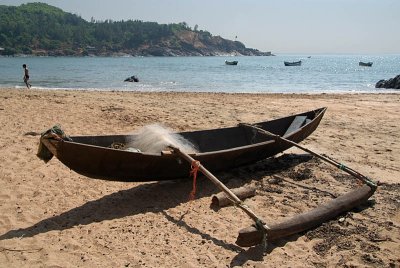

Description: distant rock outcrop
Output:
[129,30,272,57]
[375,74,400,89]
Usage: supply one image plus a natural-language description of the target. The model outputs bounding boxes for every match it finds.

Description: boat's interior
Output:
[69,109,321,153]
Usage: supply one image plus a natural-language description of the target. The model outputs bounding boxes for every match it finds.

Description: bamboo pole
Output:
[239,123,377,188]
[169,146,270,230]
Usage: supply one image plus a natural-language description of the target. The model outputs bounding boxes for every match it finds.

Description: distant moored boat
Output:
[284,61,302,66]
[359,61,373,67]
[225,60,238,65]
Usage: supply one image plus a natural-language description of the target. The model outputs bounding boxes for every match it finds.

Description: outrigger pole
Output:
[235,123,377,247]
[238,123,378,188]
[167,121,378,248]
[169,146,270,247]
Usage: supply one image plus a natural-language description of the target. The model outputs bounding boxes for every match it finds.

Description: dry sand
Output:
[0,88,399,267]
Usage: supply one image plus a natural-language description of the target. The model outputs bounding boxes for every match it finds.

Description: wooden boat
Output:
[225,60,238,65]
[284,60,302,66]
[359,61,373,67]
[38,107,327,182]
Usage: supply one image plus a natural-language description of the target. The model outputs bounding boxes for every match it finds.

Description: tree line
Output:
[0,3,212,56]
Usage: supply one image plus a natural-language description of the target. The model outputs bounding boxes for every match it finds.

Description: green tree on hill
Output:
[0,2,269,56]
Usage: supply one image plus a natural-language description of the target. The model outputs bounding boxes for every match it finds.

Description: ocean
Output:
[0,54,399,93]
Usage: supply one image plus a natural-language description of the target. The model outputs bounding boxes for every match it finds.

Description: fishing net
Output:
[126,124,198,153]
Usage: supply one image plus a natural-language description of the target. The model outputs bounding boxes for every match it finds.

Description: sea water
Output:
[0,54,399,93]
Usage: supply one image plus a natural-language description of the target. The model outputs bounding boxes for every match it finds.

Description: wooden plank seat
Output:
[283,115,307,137]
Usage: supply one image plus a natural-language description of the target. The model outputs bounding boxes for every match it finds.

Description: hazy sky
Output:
[1,0,399,54]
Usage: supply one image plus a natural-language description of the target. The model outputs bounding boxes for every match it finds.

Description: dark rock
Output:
[124,76,139,82]
[375,74,400,89]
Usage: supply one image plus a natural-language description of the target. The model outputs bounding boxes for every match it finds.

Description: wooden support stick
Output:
[212,186,256,208]
[170,146,270,230]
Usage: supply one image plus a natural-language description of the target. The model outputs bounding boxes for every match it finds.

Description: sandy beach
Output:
[0,88,399,267]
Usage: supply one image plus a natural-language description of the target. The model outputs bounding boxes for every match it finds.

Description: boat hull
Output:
[41,108,326,182]
[284,61,302,66]
[359,62,373,67]
[225,60,238,65]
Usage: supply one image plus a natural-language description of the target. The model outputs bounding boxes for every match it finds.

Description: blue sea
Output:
[0,55,399,93]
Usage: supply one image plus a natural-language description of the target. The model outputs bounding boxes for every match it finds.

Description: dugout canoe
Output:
[38,107,327,182]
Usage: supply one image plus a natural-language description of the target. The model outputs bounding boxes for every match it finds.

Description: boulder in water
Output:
[124,75,139,82]
[375,74,400,89]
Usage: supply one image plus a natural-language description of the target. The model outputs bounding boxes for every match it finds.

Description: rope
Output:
[235,201,269,250]
[37,125,72,162]
[189,160,200,201]
[255,218,268,251]
[337,162,377,188]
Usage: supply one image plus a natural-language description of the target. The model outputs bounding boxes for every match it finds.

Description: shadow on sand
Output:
[0,154,312,253]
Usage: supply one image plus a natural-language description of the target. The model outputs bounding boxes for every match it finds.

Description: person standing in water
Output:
[22,64,31,89]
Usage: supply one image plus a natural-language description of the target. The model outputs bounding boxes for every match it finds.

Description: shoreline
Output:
[2,86,400,95]
[0,88,399,267]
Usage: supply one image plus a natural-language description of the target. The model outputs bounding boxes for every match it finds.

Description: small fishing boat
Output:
[225,60,238,65]
[284,61,302,66]
[37,106,378,248]
[359,61,373,67]
[38,107,327,182]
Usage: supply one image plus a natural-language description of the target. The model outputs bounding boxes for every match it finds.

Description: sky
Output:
[1,0,399,54]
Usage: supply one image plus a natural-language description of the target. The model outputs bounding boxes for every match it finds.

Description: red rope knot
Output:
[189,160,200,201]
